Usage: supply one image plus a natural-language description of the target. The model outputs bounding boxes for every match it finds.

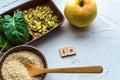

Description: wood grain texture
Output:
[23,63,102,77]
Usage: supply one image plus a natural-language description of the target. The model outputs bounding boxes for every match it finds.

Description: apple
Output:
[64,0,97,27]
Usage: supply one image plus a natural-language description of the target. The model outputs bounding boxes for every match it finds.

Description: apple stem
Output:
[80,0,84,7]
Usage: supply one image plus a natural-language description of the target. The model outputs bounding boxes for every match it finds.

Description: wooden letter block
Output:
[59,46,76,58]
[59,48,69,57]
[67,46,76,56]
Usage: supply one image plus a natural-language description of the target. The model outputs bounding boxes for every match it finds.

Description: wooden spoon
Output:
[22,63,103,77]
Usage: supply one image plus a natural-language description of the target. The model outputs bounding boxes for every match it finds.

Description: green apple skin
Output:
[64,0,97,27]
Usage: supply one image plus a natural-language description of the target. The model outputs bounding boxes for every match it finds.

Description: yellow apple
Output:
[64,0,97,27]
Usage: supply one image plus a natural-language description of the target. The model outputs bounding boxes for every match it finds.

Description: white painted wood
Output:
[0,0,120,80]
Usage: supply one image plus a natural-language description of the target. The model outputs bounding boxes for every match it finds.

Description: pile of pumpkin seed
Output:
[23,4,59,37]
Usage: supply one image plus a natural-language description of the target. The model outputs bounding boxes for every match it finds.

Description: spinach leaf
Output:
[0,16,12,53]
[0,33,12,53]
[2,11,29,45]
[0,16,3,32]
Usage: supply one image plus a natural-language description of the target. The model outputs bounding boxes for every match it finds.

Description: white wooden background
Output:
[0,0,120,80]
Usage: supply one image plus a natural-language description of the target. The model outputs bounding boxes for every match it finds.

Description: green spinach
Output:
[0,16,3,32]
[0,33,12,53]
[0,16,12,53]
[2,11,29,45]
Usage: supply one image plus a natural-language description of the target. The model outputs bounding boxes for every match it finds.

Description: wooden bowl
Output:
[0,45,47,80]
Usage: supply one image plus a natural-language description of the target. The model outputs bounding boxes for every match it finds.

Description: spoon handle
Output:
[43,66,103,73]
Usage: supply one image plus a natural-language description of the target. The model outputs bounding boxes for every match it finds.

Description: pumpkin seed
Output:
[23,4,59,37]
